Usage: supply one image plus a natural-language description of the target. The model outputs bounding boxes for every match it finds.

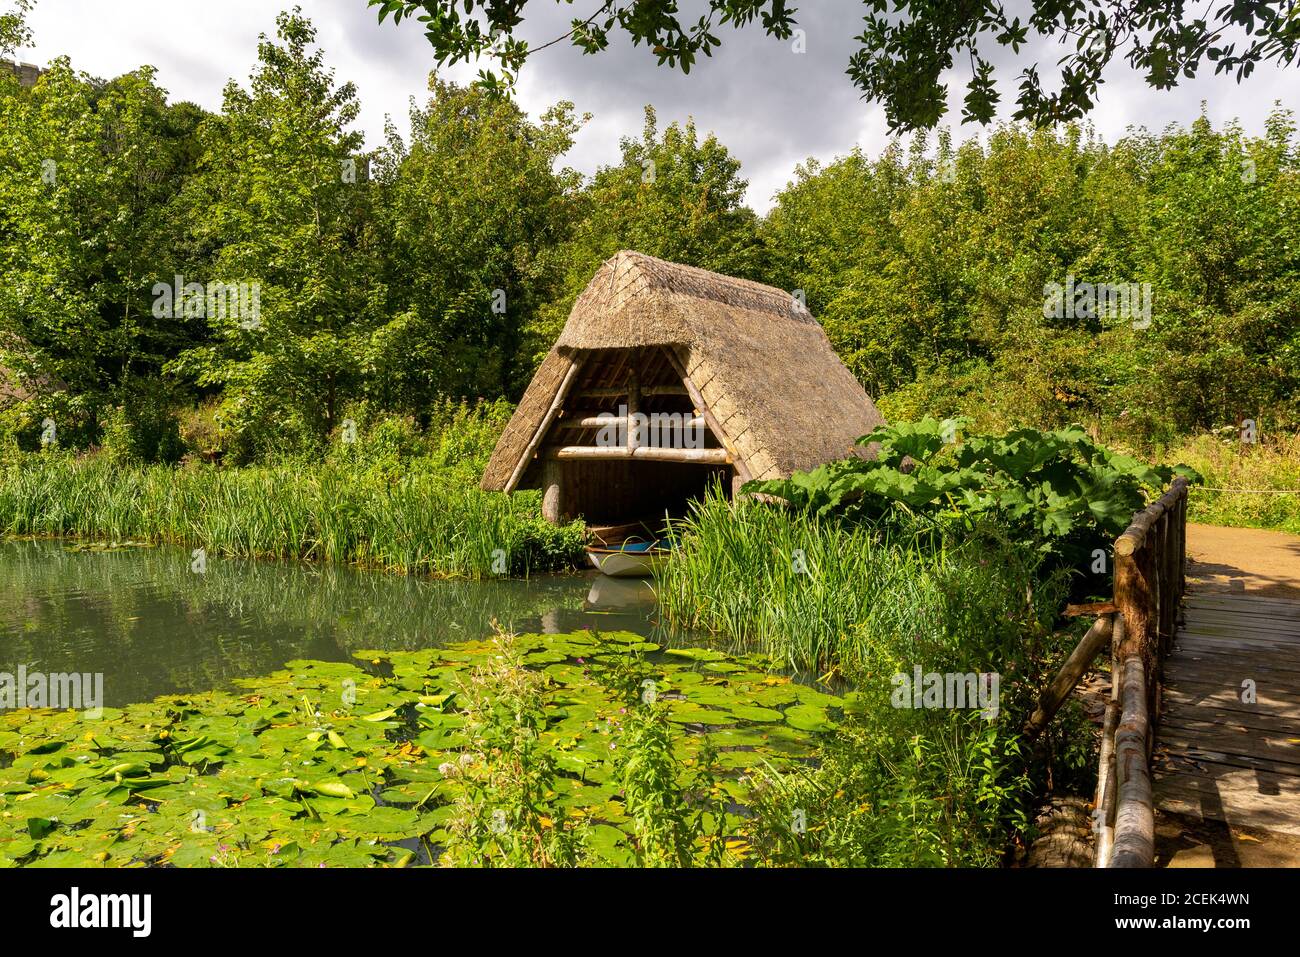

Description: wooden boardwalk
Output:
[1153,590,1300,837]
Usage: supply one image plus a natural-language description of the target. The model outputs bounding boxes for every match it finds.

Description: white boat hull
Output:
[585,548,668,578]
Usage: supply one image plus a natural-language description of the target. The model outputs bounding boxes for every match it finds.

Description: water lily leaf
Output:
[665,648,727,662]
[783,704,835,733]
[727,704,784,723]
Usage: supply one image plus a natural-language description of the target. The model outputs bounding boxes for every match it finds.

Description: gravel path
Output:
[1185,523,1300,599]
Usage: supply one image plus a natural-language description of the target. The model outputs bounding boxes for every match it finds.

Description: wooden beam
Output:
[504,359,582,494]
[547,445,730,465]
[1023,614,1113,739]
[1064,601,1118,618]
[1110,644,1155,868]
[573,385,686,399]
[557,414,706,431]
[1114,477,1190,557]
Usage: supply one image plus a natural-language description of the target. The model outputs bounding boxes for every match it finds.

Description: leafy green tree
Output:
[369,0,1300,130]
[524,106,770,373]
[169,10,383,458]
[768,111,1300,442]
[1116,111,1300,438]
[374,77,583,406]
[0,55,204,437]
[0,0,32,57]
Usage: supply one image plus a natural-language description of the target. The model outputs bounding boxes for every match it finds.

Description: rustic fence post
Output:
[1110,648,1155,867]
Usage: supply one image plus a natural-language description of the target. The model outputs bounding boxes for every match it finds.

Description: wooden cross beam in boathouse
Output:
[479,251,887,529]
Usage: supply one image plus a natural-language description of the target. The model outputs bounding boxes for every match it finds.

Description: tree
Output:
[374,77,583,406]
[767,111,1300,441]
[169,10,383,458]
[0,56,205,432]
[369,0,1300,131]
[521,106,771,375]
[0,0,32,58]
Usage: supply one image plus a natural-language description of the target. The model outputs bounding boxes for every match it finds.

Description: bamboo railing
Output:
[1023,477,1189,868]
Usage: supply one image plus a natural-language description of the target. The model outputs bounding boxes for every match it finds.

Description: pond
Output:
[0,537,692,707]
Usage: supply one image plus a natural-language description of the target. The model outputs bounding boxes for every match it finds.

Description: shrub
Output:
[747,417,1198,574]
[745,710,1031,867]
[98,387,185,466]
[1166,430,1300,534]
[178,399,225,463]
[425,397,513,473]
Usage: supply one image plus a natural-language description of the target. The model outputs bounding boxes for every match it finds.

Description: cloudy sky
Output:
[15,0,1300,212]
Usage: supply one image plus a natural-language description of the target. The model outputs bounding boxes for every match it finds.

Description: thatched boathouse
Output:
[481,251,885,536]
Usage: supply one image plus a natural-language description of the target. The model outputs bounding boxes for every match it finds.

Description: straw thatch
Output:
[481,250,885,497]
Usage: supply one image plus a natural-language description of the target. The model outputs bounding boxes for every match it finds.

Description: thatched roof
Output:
[481,250,885,491]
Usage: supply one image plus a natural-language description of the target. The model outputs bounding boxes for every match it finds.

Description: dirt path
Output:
[1154,522,1300,868]
[1185,523,1300,599]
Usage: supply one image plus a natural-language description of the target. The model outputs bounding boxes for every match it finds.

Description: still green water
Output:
[0,537,683,707]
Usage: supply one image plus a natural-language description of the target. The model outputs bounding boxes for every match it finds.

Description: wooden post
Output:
[1180,490,1188,597]
[1159,514,1170,657]
[541,459,565,524]
[1170,512,1180,655]
[1113,544,1151,662]
[626,370,641,452]
[1094,697,1119,867]
[1110,650,1155,868]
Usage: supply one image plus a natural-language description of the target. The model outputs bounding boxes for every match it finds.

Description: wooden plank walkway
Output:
[1153,591,1300,837]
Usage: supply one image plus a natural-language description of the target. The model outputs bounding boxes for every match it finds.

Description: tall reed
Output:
[657,488,1066,683]
[658,490,1079,866]
[0,454,584,578]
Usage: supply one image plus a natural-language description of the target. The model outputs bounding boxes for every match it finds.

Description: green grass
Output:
[1164,433,1300,535]
[0,453,584,578]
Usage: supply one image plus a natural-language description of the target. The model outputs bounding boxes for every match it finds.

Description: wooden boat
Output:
[585,539,670,578]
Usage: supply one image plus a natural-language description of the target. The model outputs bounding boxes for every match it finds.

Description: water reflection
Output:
[0,538,693,707]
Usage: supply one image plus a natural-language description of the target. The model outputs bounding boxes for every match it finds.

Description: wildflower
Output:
[438,762,455,776]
